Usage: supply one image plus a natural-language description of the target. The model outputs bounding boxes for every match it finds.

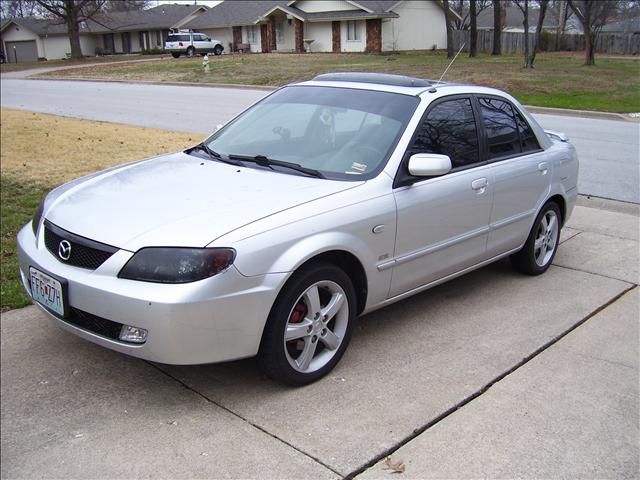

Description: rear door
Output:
[477,96,551,257]
[389,96,493,298]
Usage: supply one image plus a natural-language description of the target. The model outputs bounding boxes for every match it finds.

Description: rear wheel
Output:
[510,201,561,275]
[171,52,180,58]
[258,263,356,386]
[213,45,223,56]
[186,46,195,57]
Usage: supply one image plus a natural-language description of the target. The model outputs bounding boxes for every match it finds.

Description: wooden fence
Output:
[452,30,640,55]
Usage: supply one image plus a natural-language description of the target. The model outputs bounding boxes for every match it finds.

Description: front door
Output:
[389,96,493,298]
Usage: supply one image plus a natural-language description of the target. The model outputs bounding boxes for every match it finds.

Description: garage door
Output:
[5,40,38,63]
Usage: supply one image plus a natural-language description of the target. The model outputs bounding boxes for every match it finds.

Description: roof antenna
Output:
[429,43,465,93]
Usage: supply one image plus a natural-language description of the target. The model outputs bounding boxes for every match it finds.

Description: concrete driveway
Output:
[2,199,638,479]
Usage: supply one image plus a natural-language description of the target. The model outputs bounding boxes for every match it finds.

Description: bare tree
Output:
[492,0,502,55]
[443,0,455,58]
[34,0,106,59]
[514,0,531,66]
[104,0,149,12]
[469,0,478,56]
[553,0,568,50]
[568,0,620,65]
[0,0,44,18]
[450,0,492,29]
[530,0,549,66]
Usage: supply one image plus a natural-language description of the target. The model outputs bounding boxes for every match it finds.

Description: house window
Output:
[246,25,257,44]
[347,20,359,41]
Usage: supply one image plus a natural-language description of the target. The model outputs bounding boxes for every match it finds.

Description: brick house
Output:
[184,1,457,54]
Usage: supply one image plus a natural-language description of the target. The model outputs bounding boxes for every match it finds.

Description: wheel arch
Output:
[545,193,567,226]
[295,250,368,315]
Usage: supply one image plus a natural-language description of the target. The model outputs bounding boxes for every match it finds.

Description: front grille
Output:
[64,307,128,342]
[44,221,117,270]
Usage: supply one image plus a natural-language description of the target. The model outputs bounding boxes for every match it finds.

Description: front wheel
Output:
[258,263,356,386]
[510,201,561,275]
[213,45,223,56]
[186,46,195,57]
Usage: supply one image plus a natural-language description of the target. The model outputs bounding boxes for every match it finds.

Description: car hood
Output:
[46,152,362,251]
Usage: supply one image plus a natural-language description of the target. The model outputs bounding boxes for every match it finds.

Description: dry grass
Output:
[0,108,198,187]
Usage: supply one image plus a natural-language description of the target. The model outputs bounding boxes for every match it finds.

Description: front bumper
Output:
[16,223,287,364]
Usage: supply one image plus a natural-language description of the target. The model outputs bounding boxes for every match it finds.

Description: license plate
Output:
[29,267,65,317]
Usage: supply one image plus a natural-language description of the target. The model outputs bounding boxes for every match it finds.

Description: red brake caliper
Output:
[287,301,308,348]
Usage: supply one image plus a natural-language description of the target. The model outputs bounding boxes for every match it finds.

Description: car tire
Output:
[258,262,356,386]
[213,45,223,56]
[186,46,195,57]
[171,52,180,58]
[510,201,562,275]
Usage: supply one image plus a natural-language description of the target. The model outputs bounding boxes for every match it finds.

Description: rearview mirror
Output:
[408,153,452,177]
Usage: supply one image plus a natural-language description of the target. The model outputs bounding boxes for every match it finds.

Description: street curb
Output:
[29,75,278,91]
[525,105,639,122]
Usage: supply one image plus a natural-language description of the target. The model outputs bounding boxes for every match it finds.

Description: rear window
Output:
[167,34,190,42]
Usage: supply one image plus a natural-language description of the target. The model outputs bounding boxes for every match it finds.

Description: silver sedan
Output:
[17,73,579,385]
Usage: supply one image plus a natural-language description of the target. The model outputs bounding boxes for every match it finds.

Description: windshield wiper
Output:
[227,154,325,179]
[187,143,242,166]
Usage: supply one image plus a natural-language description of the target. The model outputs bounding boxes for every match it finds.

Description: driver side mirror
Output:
[408,153,452,177]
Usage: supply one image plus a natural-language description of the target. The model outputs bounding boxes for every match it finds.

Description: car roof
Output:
[295,72,509,99]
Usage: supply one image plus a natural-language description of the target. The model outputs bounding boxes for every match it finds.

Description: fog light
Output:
[119,325,148,343]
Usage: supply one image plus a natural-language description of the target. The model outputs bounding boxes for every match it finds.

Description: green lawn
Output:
[0,177,47,311]
[40,51,640,113]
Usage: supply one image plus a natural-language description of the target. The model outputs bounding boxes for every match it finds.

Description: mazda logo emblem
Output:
[58,240,72,261]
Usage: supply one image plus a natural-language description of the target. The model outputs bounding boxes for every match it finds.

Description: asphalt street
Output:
[1,78,639,203]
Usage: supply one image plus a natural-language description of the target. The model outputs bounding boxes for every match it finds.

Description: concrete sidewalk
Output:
[1,201,638,479]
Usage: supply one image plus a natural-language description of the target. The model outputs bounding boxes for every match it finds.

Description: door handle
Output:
[538,162,549,174]
[471,178,488,194]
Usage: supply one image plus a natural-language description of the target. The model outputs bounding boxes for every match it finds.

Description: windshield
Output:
[203,86,419,180]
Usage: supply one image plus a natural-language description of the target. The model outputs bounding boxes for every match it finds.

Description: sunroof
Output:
[312,72,437,88]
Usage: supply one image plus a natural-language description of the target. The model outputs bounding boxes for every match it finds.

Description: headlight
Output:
[118,247,236,283]
[32,199,45,235]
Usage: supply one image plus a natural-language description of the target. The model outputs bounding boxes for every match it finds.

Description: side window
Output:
[515,109,541,152]
[478,97,520,159]
[410,98,479,169]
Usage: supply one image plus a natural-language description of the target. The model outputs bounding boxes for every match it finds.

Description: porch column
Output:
[232,26,242,51]
[332,21,341,52]
[294,18,304,53]
[267,17,277,52]
[260,24,269,53]
[365,19,382,53]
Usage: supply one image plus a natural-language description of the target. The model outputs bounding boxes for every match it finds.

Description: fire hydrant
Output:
[202,54,210,73]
